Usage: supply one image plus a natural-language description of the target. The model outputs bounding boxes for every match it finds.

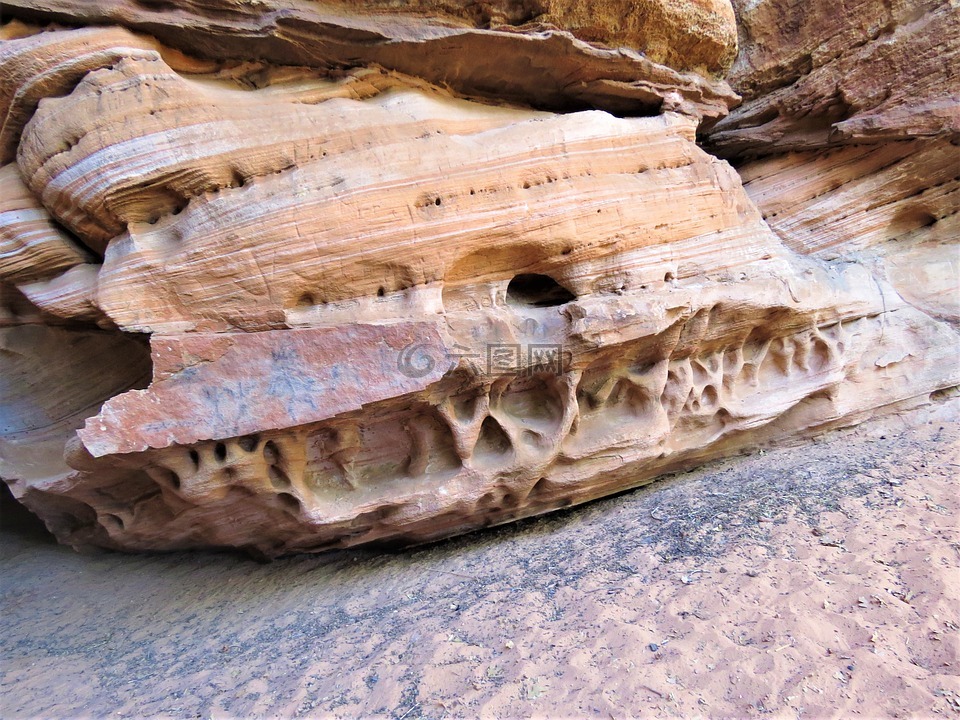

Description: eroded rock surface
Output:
[0,2,956,556]
[1,0,738,120]
[708,0,959,152]
[706,0,958,334]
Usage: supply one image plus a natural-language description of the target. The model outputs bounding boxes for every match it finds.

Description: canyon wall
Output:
[1,0,956,556]
[709,0,959,328]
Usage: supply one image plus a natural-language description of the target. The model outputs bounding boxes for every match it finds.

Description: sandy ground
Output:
[1,398,958,719]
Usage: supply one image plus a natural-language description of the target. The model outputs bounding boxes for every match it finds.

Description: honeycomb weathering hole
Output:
[475,416,513,460]
[506,274,576,308]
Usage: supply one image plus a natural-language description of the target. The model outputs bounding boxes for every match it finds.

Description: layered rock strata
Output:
[1,0,738,119]
[0,4,956,556]
[706,0,958,330]
[708,0,959,152]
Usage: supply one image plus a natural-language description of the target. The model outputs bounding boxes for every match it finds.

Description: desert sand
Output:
[1,398,958,719]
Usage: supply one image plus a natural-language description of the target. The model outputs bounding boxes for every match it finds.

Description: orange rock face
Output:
[0,2,956,556]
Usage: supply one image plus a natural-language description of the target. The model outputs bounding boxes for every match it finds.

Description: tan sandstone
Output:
[0,1,956,556]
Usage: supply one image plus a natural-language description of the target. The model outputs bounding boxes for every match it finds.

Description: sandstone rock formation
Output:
[1,1,956,556]
[709,0,959,337]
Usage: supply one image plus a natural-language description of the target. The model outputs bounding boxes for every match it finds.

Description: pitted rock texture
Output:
[0,3,957,556]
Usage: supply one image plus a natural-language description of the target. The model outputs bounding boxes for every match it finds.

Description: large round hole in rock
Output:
[506,273,576,308]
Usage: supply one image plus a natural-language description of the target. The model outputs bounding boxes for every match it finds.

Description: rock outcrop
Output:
[707,0,958,330]
[1,1,956,556]
[708,0,958,152]
[1,0,738,119]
